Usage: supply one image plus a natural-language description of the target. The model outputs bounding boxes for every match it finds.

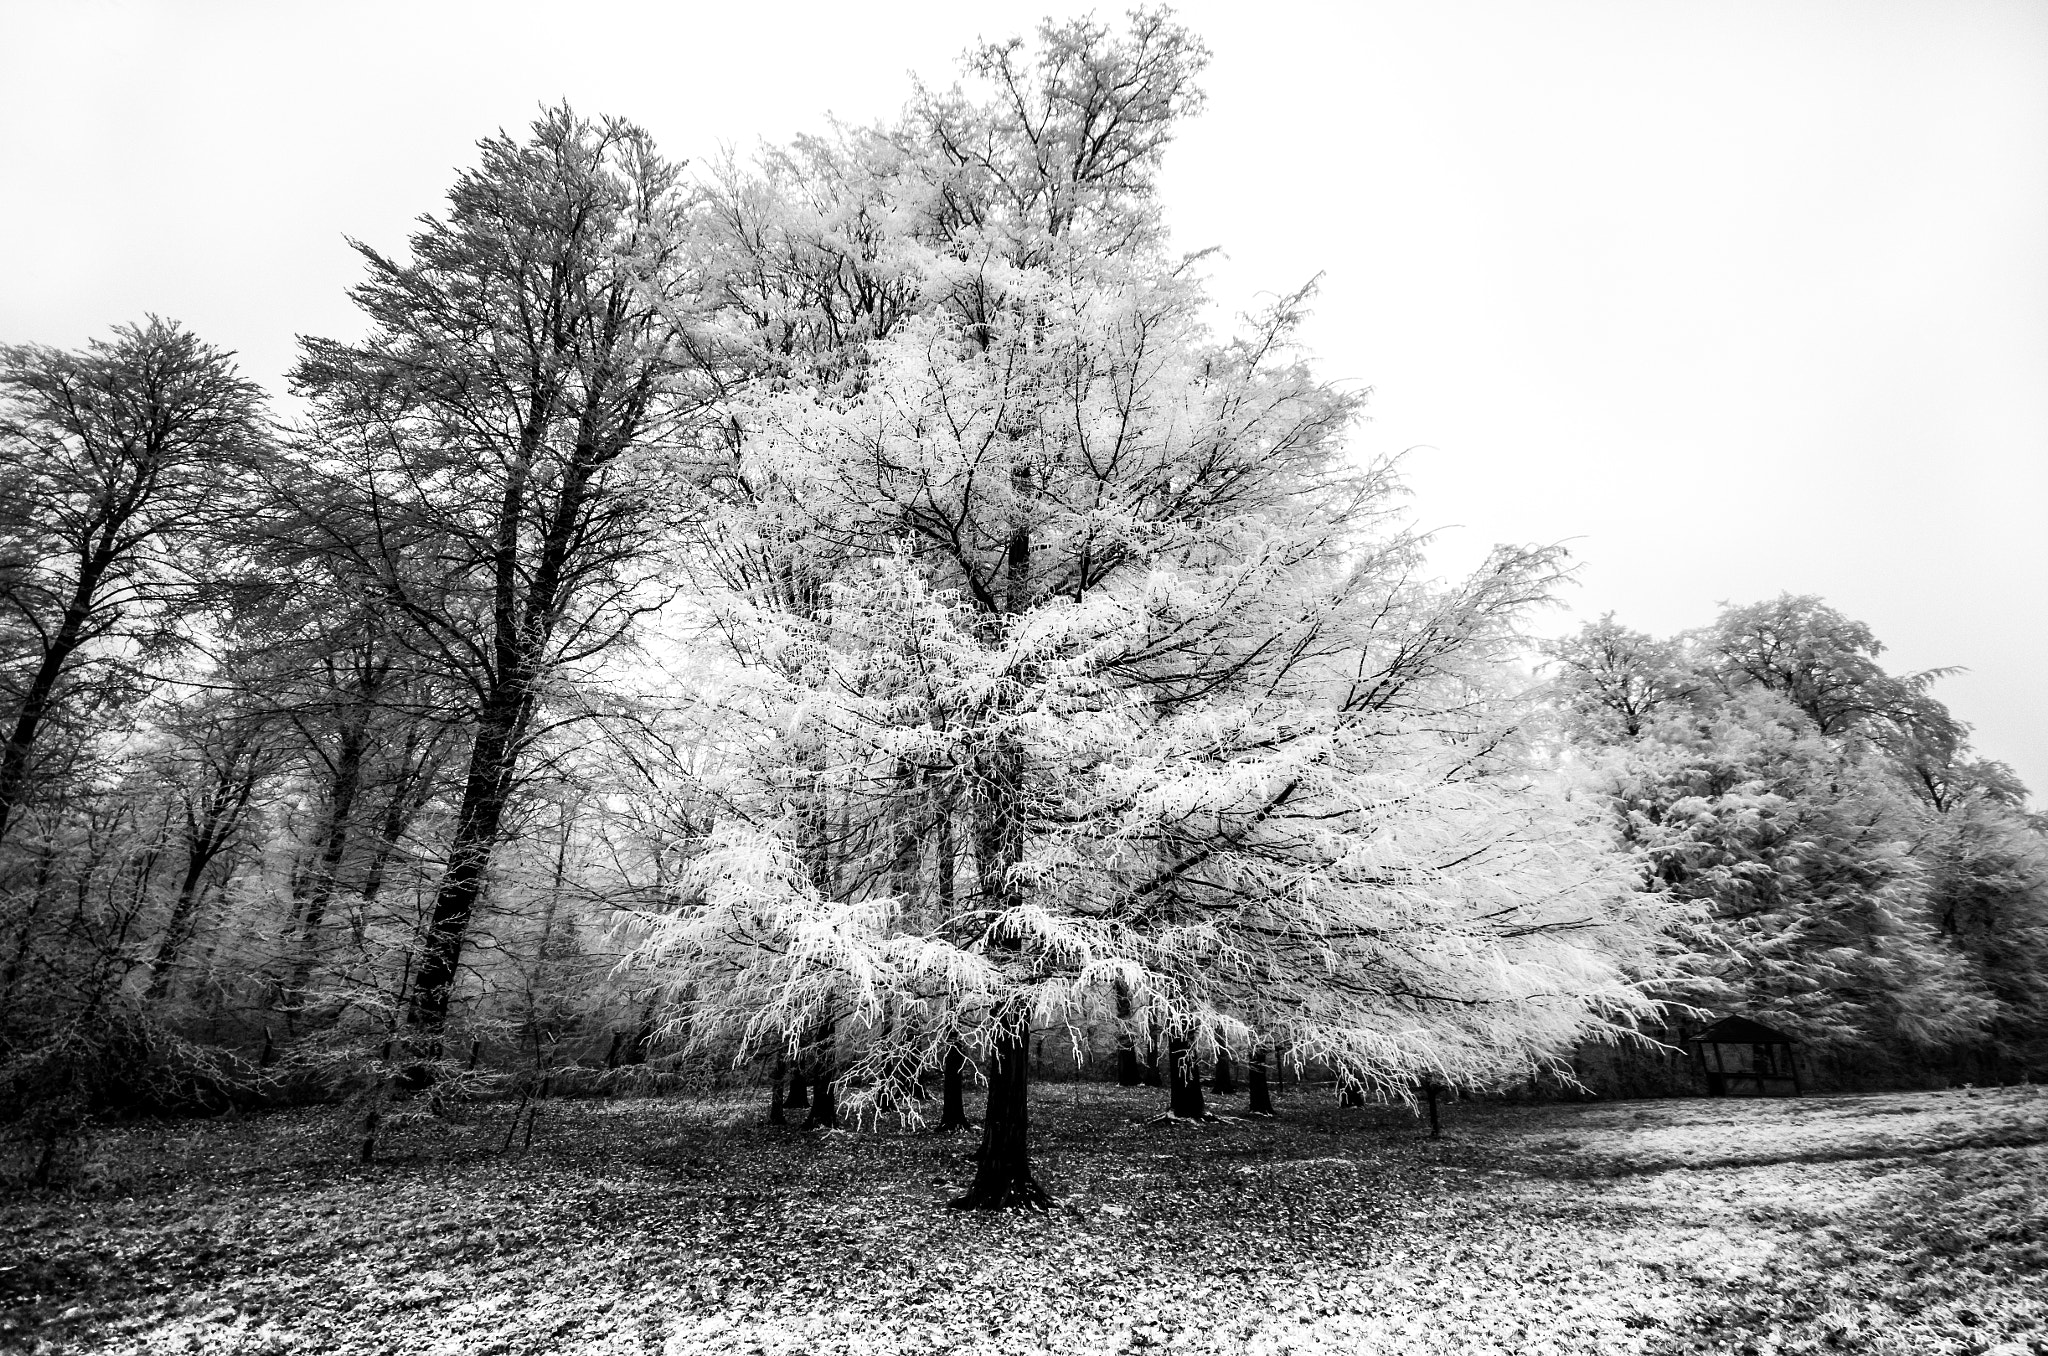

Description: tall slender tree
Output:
[291,107,710,1039]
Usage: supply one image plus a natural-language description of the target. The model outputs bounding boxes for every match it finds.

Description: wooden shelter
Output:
[1688,1015,1801,1096]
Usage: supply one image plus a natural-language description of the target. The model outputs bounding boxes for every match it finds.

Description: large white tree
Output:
[624,17,1668,1207]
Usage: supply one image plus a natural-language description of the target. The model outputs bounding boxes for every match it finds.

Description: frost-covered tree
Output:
[1920,787,2048,1075]
[139,685,290,1002]
[625,12,1668,1209]
[1545,614,1697,740]
[1554,600,2048,1080]
[1702,595,1960,750]
[1601,694,1987,1051]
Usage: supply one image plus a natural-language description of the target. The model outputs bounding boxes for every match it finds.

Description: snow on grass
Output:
[1494,1086,2048,1175]
[2,1085,2043,1354]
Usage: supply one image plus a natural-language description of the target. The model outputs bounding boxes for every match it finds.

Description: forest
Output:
[1,3,2044,1266]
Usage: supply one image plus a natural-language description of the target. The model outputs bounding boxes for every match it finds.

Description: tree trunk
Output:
[1248,1045,1275,1116]
[948,476,1045,1209]
[1211,1047,1236,1095]
[623,1004,656,1066]
[361,1038,396,1164]
[768,1053,787,1126]
[283,720,368,1022]
[1167,1031,1206,1119]
[803,1015,838,1129]
[805,1071,838,1130]
[785,1060,810,1109]
[1141,1035,1163,1087]
[144,856,213,1001]
[929,781,975,1135]
[0,573,100,847]
[938,1042,972,1130]
[1423,1080,1442,1139]
[950,1019,1048,1210]
[406,696,520,1033]
[1114,981,1141,1086]
[1116,1043,1142,1087]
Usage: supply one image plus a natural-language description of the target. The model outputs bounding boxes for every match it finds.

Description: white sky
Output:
[3,0,2044,794]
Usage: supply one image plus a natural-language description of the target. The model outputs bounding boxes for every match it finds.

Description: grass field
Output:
[3,1082,2044,1355]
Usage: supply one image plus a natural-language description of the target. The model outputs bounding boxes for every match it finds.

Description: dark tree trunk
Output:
[805,1072,839,1130]
[948,481,1044,1209]
[1114,982,1141,1086]
[623,1006,656,1066]
[768,1054,787,1126]
[950,1021,1048,1210]
[931,786,972,1134]
[1116,1044,1142,1087]
[1141,1035,1163,1087]
[0,573,100,847]
[1248,1045,1275,1116]
[785,1061,810,1109]
[803,1016,838,1129]
[1167,1032,1206,1119]
[146,858,214,1000]
[361,1038,397,1164]
[406,695,521,1034]
[283,717,368,1022]
[938,1042,972,1130]
[1339,1077,1365,1108]
[1211,1047,1236,1095]
[1423,1080,1442,1139]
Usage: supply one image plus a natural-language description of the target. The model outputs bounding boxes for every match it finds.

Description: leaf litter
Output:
[2,1085,2043,1354]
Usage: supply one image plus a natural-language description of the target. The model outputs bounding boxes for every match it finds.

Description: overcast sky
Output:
[3,0,2043,793]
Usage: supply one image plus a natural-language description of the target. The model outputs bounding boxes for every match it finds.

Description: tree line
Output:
[2,11,2041,1201]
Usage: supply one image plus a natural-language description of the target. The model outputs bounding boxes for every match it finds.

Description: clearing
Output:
[3,1083,2044,1355]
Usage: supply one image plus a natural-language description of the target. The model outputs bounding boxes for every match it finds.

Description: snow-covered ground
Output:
[4,1084,2042,1354]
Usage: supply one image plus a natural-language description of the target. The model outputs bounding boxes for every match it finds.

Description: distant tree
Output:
[0,319,264,845]
[269,611,406,1024]
[1544,614,1697,739]
[1921,786,2048,1075]
[141,688,288,1001]
[1702,595,1958,746]
[1560,596,2043,1077]
[215,497,468,1033]
[1605,694,1985,1052]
